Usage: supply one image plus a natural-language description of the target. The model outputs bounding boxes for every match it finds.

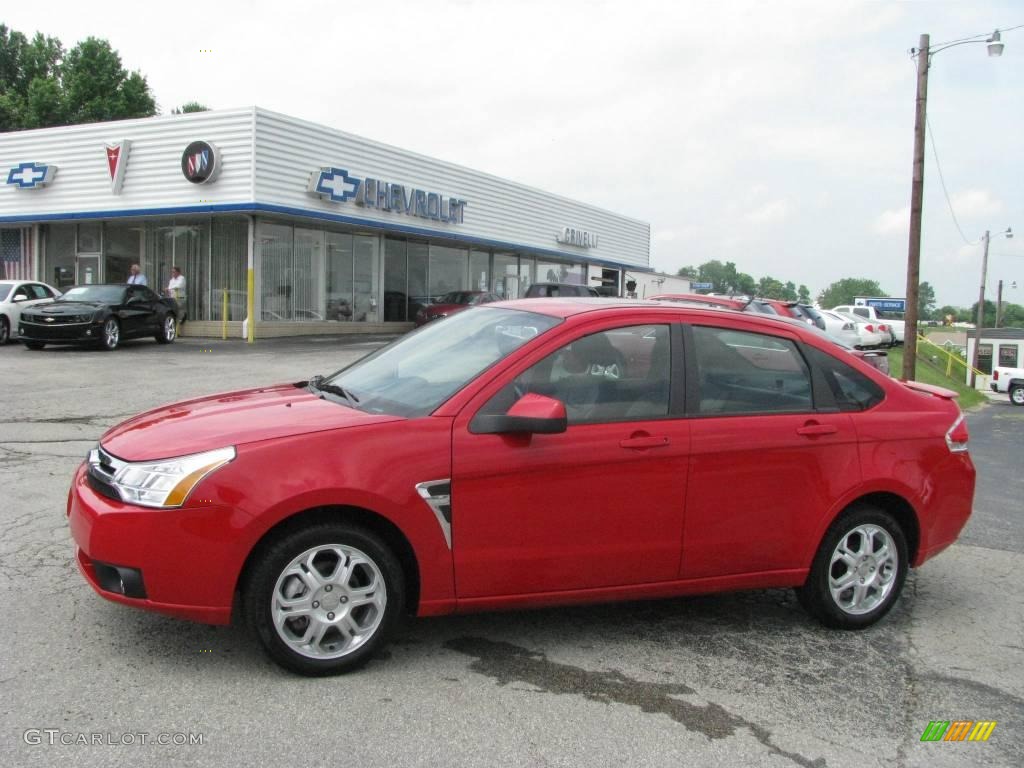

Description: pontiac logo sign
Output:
[557,227,599,248]
[181,141,220,184]
[105,140,131,194]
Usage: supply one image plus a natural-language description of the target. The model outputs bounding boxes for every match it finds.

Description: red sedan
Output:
[414,290,501,326]
[69,299,975,675]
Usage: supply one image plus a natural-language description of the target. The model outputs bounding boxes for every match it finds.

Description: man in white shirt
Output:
[166,265,187,323]
[127,264,147,286]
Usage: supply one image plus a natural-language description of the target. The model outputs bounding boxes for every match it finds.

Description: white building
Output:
[1,107,651,336]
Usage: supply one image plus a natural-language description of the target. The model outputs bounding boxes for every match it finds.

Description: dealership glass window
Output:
[43,224,76,289]
[520,256,536,292]
[76,223,102,254]
[998,344,1018,369]
[469,250,490,292]
[407,241,429,320]
[259,223,294,320]
[146,220,209,322]
[293,228,326,320]
[383,238,407,321]
[210,217,248,321]
[977,343,993,375]
[353,235,380,322]
[327,233,355,321]
[105,223,143,287]
[492,252,520,299]
[428,244,467,299]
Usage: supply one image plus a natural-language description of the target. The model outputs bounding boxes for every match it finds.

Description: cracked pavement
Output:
[1,336,1022,767]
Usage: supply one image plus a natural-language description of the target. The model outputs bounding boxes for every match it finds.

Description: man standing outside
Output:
[127,264,147,286]
[166,265,187,324]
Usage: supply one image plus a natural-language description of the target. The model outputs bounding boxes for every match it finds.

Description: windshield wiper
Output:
[308,375,360,407]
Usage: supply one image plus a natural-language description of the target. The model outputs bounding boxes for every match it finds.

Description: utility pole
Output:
[970,230,990,388]
[995,279,1003,328]
[903,34,930,382]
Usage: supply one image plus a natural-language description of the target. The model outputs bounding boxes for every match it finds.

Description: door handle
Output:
[619,435,670,449]
[796,423,837,436]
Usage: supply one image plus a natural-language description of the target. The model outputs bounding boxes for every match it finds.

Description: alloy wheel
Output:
[103,319,119,349]
[164,316,176,342]
[828,524,898,615]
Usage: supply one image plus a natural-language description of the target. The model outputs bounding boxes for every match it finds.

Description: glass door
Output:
[352,235,379,322]
[76,255,100,285]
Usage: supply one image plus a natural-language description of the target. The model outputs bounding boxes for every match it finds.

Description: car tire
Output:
[23,340,45,350]
[155,315,176,344]
[1010,384,1024,406]
[244,522,405,676]
[0,316,9,344]
[100,317,120,350]
[797,505,908,629]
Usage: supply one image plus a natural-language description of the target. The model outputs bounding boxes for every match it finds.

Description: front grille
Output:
[86,447,124,502]
[22,315,90,325]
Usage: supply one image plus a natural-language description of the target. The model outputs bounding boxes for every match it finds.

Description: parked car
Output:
[650,293,779,315]
[524,282,600,297]
[69,300,974,675]
[991,365,1024,405]
[0,279,61,344]
[414,291,502,326]
[831,310,884,349]
[832,305,905,344]
[19,283,178,351]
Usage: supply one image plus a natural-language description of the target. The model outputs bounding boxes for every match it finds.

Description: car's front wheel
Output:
[156,315,176,344]
[797,505,908,629]
[244,523,405,676]
[1010,384,1024,406]
[0,316,9,344]
[100,318,120,350]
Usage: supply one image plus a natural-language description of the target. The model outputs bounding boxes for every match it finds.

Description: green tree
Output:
[172,101,209,114]
[0,25,156,131]
[676,265,698,279]
[819,278,886,309]
[918,281,936,321]
[797,284,811,304]
[756,276,787,300]
[968,300,998,329]
[936,305,963,325]
[999,303,1024,328]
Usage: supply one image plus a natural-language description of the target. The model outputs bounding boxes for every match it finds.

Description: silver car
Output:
[0,280,62,344]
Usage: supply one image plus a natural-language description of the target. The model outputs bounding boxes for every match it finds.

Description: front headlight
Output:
[91,446,236,508]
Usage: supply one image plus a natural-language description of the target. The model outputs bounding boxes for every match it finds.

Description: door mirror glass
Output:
[470,393,568,435]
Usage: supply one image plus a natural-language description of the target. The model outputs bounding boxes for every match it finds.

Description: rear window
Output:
[805,347,885,411]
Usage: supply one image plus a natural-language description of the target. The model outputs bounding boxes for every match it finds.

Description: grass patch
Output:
[886,347,986,409]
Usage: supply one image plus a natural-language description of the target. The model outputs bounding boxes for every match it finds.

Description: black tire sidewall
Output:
[799,506,908,629]
[0,316,8,344]
[1010,385,1024,406]
[244,523,405,676]
[156,315,176,343]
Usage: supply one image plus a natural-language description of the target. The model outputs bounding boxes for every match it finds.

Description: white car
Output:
[817,309,862,347]
[832,304,905,343]
[830,310,884,349]
[0,280,62,344]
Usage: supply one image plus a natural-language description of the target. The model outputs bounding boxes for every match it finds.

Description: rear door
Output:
[680,321,861,579]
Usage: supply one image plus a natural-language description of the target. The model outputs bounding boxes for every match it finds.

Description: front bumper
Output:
[68,462,243,624]
[19,318,103,343]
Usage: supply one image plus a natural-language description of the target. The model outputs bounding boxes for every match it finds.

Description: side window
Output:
[805,347,885,411]
[28,284,52,299]
[479,325,672,425]
[693,326,812,415]
[853,307,869,319]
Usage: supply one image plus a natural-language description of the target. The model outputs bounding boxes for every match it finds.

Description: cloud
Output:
[949,189,1004,219]
[745,199,791,224]
[873,207,909,236]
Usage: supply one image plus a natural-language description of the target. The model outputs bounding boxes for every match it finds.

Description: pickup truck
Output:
[832,304,905,344]
[991,365,1024,406]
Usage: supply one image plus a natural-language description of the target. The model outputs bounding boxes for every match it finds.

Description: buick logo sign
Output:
[181,140,220,184]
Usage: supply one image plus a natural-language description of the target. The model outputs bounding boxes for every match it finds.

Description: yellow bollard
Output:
[221,289,228,340]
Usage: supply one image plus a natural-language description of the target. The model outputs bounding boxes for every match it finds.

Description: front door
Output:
[451,321,690,599]
[76,255,100,286]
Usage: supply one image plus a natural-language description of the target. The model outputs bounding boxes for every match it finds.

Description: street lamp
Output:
[903,29,1005,381]
[995,276,1017,328]
[970,226,1013,387]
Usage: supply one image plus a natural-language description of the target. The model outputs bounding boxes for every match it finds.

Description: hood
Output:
[424,303,469,316]
[29,301,105,315]
[101,384,403,461]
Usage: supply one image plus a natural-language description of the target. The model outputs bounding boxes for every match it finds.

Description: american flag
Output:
[1,228,33,280]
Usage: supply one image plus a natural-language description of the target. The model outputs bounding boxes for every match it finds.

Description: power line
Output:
[925,114,981,247]
[929,22,1024,49]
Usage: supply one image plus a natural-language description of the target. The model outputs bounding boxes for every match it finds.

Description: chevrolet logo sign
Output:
[45,317,55,322]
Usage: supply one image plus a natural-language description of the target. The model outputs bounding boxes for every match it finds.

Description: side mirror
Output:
[12,293,28,302]
[470,393,568,435]
[126,295,143,305]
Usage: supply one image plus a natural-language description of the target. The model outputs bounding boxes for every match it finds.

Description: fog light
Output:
[92,561,147,598]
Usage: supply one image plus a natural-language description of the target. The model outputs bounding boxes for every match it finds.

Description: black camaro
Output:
[18,284,178,351]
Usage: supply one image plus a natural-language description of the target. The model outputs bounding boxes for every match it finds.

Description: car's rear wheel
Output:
[100,318,120,350]
[23,340,45,350]
[0,316,9,344]
[797,505,908,629]
[244,523,404,676]
[1010,384,1024,406]
[156,315,176,344]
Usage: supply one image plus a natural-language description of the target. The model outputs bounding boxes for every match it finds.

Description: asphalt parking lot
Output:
[1,336,1021,768]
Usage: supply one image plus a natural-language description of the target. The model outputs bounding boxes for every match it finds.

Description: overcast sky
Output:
[6,0,1022,307]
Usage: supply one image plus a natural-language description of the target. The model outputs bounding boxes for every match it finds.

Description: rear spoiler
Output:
[901,380,958,400]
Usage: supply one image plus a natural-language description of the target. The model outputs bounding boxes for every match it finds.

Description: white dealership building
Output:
[0,107,651,337]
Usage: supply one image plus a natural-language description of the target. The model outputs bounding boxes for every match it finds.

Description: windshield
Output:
[323,306,561,417]
[0,285,11,302]
[60,285,125,304]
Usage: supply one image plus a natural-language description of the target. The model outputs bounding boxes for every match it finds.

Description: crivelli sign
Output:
[309,167,467,224]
